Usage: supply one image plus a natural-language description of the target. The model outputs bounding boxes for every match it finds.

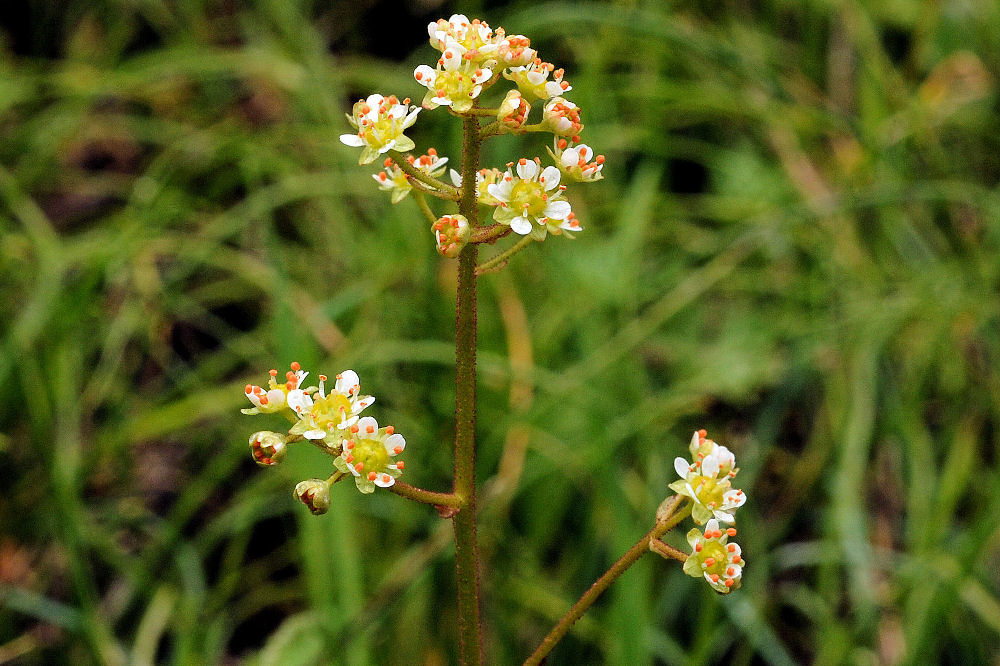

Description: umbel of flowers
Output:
[242,363,404,504]
[338,12,604,261]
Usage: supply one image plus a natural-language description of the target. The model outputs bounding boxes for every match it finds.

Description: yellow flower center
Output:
[352,436,389,475]
[690,475,726,509]
[699,541,728,577]
[509,179,547,217]
[309,393,353,431]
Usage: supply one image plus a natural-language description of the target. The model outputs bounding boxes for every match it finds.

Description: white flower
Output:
[287,370,375,447]
[503,60,571,101]
[682,519,744,594]
[487,158,581,239]
[669,430,746,524]
[548,139,605,182]
[373,149,449,203]
[333,416,406,494]
[242,361,308,414]
[427,15,501,65]
[340,94,420,165]
[414,43,493,113]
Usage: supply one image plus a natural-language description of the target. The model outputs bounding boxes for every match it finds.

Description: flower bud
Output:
[497,90,530,132]
[294,479,331,515]
[432,214,471,258]
[542,97,583,140]
[249,431,287,466]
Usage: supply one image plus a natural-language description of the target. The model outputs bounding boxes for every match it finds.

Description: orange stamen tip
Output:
[355,463,364,471]
[393,446,403,454]
[366,425,375,434]
[269,369,278,376]
[396,461,404,469]
[725,579,734,587]
[386,426,394,434]
[290,362,300,371]
[368,471,377,481]
[350,425,359,433]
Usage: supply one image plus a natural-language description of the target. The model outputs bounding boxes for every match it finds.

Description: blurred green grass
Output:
[2,0,1000,664]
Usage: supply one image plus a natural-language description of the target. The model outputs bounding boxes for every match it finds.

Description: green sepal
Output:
[241,407,261,415]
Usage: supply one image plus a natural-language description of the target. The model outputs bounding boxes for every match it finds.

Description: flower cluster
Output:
[242,362,406,508]
[662,430,747,594]
[338,13,604,252]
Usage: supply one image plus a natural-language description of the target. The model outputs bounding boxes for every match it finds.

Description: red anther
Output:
[570,220,580,228]
[578,158,586,167]
[695,543,703,552]
[415,71,423,81]
[437,89,446,98]
[407,155,416,164]
[361,105,371,114]
[350,425,359,433]
[396,461,405,469]
[726,528,737,536]
[386,426,394,434]
[290,361,301,371]
[698,428,707,437]
[368,471,377,481]
[347,441,354,450]
[259,395,269,405]
[381,475,390,483]
[344,453,353,463]
[393,445,403,454]
[387,95,397,104]
[727,567,735,576]
[725,579,734,587]
[269,369,278,376]
[379,173,387,181]
[571,135,580,143]
[403,97,410,104]
[558,139,567,149]
[355,462,364,472]
[727,544,736,552]
[444,51,453,59]
[710,574,720,583]
[518,157,527,165]
[732,555,742,564]
[704,557,715,567]
[451,218,459,227]
[561,81,569,90]
[475,69,482,77]
[596,155,605,164]
[365,425,375,434]
[384,158,393,167]
[439,233,447,242]
[245,384,253,393]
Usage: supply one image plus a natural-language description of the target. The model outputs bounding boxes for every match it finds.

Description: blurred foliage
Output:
[2,0,1000,664]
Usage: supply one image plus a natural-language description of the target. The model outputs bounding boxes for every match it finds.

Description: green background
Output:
[2,0,1000,663]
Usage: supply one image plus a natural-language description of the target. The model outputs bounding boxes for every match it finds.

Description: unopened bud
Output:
[294,479,331,515]
[249,431,287,466]
[432,214,471,258]
[497,90,530,132]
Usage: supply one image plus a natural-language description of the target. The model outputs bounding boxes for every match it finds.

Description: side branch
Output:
[523,496,690,666]
[387,149,461,199]
[390,481,464,508]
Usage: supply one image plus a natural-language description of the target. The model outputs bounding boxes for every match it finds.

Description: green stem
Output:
[453,113,483,666]
[390,481,463,508]
[522,496,690,666]
[475,234,534,275]
[387,149,460,198]
[412,191,439,226]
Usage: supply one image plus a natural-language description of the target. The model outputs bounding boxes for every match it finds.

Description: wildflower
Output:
[294,479,332,515]
[683,519,744,594]
[414,43,493,114]
[373,149,449,203]
[487,158,581,239]
[287,370,375,448]
[249,431,287,466]
[450,167,504,206]
[427,15,501,66]
[542,97,583,140]
[333,417,406,494]
[669,430,745,525]
[497,90,530,132]
[548,139,605,182]
[340,94,420,165]
[243,361,308,415]
[503,60,571,101]
[432,214,471,258]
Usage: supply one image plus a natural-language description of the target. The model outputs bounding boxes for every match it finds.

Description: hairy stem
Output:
[454,113,483,666]
[390,481,463,508]
[523,496,691,665]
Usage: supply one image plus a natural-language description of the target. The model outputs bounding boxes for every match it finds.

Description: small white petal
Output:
[450,169,463,186]
[384,433,406,455]
[303,429,326,440]
[702,456,720,479]
[487,182,510,202]
[516,159,538,180]
[373,474,396,488]
[356,416,378,434]
[335,370,360,394]
[674,457,691,479]
[340,134,365,147]
[541,166,561,189]
[510,216,532,235]
[705,518,721,533]
[713,510,736,523]
[527,70,546,86]
[543,200,571,220]
[286,389,311,414]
